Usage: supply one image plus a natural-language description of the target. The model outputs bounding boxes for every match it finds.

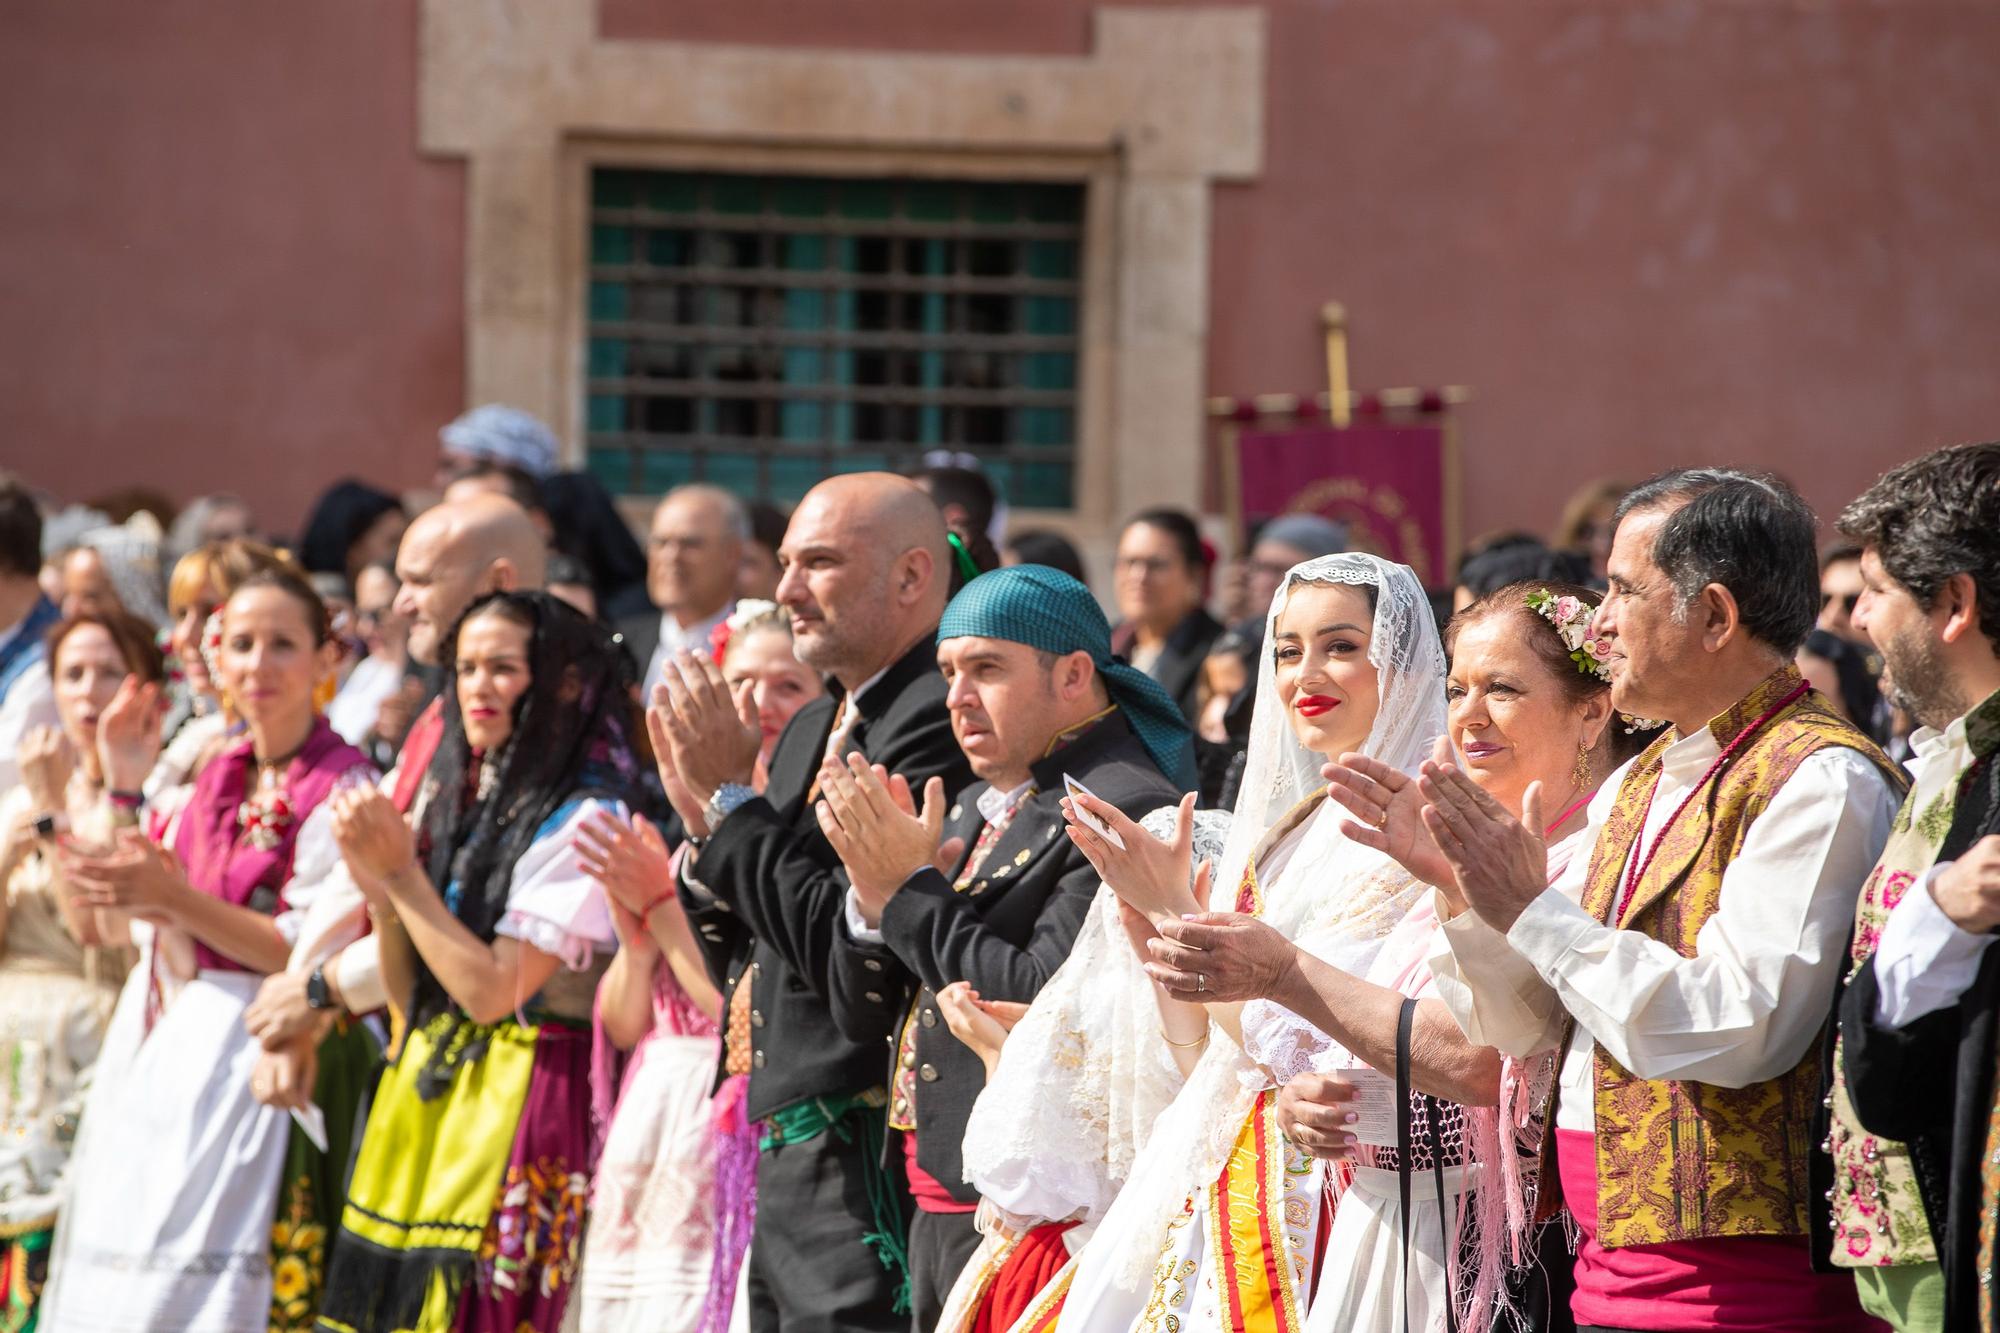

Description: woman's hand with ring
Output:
[1323,735,1458,897]
[1144,911,1300,1004]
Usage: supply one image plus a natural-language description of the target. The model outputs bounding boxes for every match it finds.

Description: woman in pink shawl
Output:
[41,567,376,1332]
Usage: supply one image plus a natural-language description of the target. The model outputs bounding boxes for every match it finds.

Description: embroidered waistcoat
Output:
[1824,692,1998,1268]
[1570,667,1902,1247]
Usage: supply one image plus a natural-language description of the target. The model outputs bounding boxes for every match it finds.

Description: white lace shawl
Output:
[960,805,1234,1233]
[1058,553,1449,1300]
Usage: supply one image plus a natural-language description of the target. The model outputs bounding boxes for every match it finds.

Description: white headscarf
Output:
[960,554,1447,1284]
[1072,553,1448,1306]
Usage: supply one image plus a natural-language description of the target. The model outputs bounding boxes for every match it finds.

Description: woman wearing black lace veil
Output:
[316,591,642,1333]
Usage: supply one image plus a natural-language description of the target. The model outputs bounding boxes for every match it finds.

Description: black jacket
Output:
[828,710,1184,1204]
[679,634,974,1121]
[1113,609,1224,728]
[1840,748,2000,1328]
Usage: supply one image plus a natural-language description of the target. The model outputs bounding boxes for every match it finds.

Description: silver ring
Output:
[1196,974,1207,992]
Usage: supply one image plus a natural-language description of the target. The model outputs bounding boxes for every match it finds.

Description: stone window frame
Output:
[420,0,1263,541]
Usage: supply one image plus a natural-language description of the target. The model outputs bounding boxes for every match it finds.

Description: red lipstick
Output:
[1296,694,1339,718]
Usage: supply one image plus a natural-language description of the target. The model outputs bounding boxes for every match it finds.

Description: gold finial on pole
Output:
[1320,301,1351,428]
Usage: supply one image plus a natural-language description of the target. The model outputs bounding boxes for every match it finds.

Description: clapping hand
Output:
[1323,735,1459,904]
[61,828,188,923]
[1063,790,1201,928]
[96,677,165,794]
[651,651,761,814]
[329,787,417,886]
[20,726,75,811]
[577,810,675,952]
[816,754,966,925]
[1418,760,1549,933]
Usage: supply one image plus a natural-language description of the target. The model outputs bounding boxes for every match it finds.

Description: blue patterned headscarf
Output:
[940,566,1197,790]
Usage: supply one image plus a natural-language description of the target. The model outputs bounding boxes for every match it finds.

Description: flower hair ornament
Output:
[1524,588,1664,735]
[709,598,787,664]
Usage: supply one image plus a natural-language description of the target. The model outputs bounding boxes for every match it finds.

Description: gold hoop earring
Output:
[1572,742,1593,793]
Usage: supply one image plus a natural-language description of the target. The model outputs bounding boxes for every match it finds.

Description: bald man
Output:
[657,474,975,1333]
[619,483,746,685]
[392,492,548,668]
[241,495,548,1094]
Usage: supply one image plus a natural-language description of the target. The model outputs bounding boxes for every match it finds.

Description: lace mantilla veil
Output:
[959,554,1449,1291]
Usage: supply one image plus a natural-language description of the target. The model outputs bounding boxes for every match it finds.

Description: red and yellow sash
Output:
[1203,1090,1306,1333]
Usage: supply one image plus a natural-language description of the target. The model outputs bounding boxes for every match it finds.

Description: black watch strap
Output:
[304,965,333,1011]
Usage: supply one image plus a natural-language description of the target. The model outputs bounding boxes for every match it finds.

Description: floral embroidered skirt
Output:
[270,1018,380,1331]
[317,1015,591,1333]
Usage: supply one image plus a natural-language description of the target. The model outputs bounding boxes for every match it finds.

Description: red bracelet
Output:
[639,890,675,925]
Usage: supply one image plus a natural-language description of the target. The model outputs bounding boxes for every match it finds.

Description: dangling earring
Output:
[1572,742,1593,794]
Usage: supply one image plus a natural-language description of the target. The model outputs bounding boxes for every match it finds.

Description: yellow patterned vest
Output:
[1569,667,1903,1247]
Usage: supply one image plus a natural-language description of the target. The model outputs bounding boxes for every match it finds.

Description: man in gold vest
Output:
[1419,468,1902,1333]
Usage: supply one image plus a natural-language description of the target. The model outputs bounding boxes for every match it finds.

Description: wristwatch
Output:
[702,782,760,836]
[304,965,335,1012]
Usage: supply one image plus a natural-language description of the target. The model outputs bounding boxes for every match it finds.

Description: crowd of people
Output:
[0,404,1995,1333]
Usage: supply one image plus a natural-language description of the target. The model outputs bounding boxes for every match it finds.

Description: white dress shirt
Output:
[1428,728,1897,1133]
[642,602,733,693]
[1868,710,1994,1028]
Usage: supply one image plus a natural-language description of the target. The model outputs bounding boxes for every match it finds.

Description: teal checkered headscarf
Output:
[940,566,1197,790]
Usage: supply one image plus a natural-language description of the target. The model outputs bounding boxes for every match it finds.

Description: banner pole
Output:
[1320,301,1351,428]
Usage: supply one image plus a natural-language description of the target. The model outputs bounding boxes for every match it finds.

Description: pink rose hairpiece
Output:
[1523,588,1662,735]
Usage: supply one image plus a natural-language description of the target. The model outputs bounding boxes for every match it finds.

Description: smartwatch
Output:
[304,965,335,1012]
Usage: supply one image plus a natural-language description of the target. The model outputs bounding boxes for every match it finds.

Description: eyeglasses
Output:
[1116,556,1183,579]
[1821,592,1860,616]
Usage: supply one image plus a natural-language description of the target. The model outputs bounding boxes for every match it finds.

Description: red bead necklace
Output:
[1611,681,1810,924]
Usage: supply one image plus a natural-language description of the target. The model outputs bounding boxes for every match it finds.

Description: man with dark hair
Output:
[1419,466,1902,1331]
[1833,441,2000,1331]
[814,565,1193,1330]
[911,464,998,542]
[0,477,59,799]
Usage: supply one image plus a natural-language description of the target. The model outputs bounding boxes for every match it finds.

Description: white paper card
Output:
[291,1102,328,1153]
[1062,773,1126,850]
[1326,1065,1400,1148]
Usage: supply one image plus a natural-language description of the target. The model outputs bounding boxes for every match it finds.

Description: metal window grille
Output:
[586,169,1084,508]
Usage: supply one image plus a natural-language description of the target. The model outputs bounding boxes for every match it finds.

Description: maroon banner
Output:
[1232,421,1453,586]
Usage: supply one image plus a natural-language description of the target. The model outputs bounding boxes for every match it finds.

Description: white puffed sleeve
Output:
[493,797,622,970]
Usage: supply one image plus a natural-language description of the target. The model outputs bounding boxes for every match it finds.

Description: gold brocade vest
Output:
[1567,667,1902,1248]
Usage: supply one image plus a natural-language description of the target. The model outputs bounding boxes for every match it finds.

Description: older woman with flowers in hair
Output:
[573,598,824,1333]
[1114,580,1656,1333]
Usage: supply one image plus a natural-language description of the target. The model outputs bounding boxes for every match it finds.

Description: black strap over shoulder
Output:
[1397,995,1458,1333]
